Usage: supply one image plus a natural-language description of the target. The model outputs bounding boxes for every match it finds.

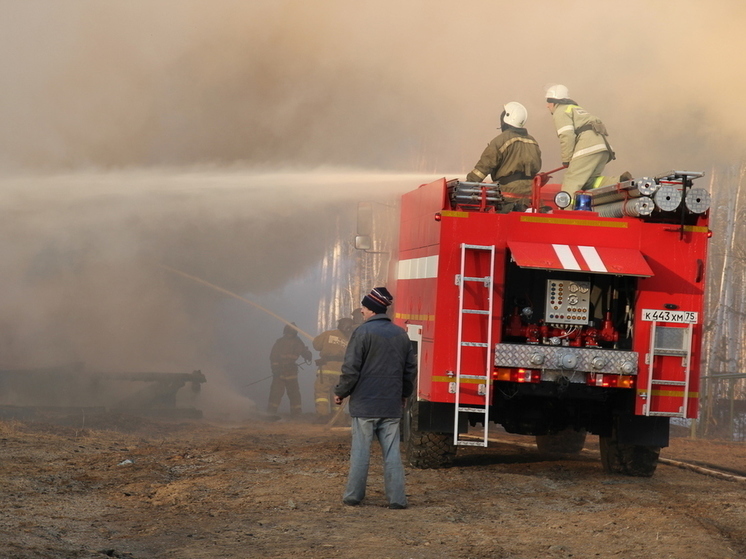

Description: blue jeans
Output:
[343,417,407,507]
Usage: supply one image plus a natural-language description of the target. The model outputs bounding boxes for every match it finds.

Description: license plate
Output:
[641,309,698,324]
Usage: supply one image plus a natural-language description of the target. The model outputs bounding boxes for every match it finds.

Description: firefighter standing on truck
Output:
[545,84,629,195]
[267,323,312,417]
[313,318,354,419]
[466,101,542,212]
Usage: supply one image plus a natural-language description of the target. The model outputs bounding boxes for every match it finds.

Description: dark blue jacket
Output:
[334,314,416,418]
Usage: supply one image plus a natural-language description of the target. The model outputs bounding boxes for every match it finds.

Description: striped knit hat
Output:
[361,287,393,314]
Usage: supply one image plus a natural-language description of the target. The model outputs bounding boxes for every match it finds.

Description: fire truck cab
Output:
[395,171,710,476]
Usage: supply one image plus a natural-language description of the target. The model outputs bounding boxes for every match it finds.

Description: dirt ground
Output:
[1,412,745,559]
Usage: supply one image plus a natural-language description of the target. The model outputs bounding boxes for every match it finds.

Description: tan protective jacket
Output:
[552,104,610,164]
[466,128,542,198]
[313,328,349,373]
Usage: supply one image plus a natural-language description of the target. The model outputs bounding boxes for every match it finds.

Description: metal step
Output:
[455,440,488,447]
[651,379,687,386]
[458,406,487,413]
[462,309,490,315]
[653,349,688,357]
[461,342,488,347]
[462,276,491,283]
[647,410,685,417]
[459,374,487,380]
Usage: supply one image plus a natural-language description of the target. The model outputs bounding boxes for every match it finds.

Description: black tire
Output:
[535,428,587,455]
[403,398,456,469]
[599,435,660,477]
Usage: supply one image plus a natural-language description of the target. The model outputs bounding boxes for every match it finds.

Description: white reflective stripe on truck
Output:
[397,255,439,280]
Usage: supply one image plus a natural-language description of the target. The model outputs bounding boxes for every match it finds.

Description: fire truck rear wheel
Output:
[403,400,456,469]
[535,428,587,455]
[599,436,660,477]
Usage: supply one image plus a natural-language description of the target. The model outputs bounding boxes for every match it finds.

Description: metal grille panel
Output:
[654,326,686,351]
[494,343,639,375]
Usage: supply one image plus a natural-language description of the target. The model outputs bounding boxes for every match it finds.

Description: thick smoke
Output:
[0,1,743,417]
[2,1,744,174]
[0,169,423,417]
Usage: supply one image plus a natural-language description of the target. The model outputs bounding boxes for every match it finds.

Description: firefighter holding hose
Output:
[267,323,312,417]
[545,84,631,195]
[466,101,542,212]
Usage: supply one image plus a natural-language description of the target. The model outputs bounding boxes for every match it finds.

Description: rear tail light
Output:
[587,373,635,388]
[493,368,541,383]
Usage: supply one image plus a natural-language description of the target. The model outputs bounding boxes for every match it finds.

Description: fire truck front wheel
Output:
[403,400,456,469]
[599,436,660,477]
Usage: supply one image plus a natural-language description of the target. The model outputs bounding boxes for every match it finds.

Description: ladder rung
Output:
[651,380,687,386]
[462,276,490,282]
[463,244,494,250]
[462,309,490,315]
[653,349,688,356]
[458,407,487,413]
[458,374,487,380]
[456,440,488,447]
[647,411,685,417]
[461,342,489,347]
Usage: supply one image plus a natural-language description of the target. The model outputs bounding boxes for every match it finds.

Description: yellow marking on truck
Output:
[520,215,629,228]
[683,225,709,233]
[637,389,699,398]
[395,313,435,321]
[440,210,470,218]
[432,376,484,384]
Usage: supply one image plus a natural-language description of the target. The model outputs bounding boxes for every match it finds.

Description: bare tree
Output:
[701,163,746,439]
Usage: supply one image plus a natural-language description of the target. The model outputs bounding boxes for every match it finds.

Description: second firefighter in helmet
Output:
[545,84,629,195]
[466,101,542,212]
[313,317,354,418]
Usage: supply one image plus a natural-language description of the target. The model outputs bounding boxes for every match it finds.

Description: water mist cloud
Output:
[0,169,427,374]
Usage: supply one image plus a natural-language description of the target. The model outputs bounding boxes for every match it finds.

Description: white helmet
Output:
[503,101,528,128]
[545,84,569,101]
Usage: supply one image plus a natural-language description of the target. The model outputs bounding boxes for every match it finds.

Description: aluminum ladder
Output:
[644,321,693,417]
[453,243,495,447]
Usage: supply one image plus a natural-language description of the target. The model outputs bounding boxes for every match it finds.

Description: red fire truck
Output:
[394,169,711,476]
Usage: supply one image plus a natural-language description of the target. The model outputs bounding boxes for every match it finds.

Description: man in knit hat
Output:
[334,287,416,509]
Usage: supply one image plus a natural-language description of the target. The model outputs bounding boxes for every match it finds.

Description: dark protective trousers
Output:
[267,371,302,415]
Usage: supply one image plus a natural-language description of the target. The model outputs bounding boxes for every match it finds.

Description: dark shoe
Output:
[388,503,407,509]
[343,499,360,506]
[620,171,633,182]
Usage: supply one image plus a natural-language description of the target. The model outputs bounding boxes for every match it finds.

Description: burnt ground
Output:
[1,413,745,559]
